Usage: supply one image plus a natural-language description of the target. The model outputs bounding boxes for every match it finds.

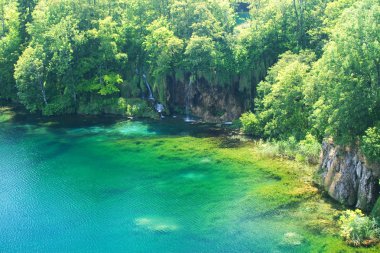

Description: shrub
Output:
[339,209,380,247]
[361,126,380,163]
[255,140,280,158]
[42,95,75,115]
[240,111,261,137]
[254,135,321,165]
[299,134,321,164]
[278,136,298,157]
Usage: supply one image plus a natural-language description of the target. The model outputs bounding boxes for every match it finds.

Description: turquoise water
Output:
[0,114,377,252]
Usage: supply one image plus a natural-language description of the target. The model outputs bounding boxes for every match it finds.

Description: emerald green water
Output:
[0,113,378,252]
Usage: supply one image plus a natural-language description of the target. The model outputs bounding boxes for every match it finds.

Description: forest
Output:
[0,0,379,155]
[0,0,378,144]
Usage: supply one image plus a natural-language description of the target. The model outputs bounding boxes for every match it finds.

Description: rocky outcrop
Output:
[168,76,245,122]
[319,142,379,211]
[190,82,243,122]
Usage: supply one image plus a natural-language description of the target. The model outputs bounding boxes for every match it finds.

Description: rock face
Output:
[168,77,245,122]
[319,142,379,211]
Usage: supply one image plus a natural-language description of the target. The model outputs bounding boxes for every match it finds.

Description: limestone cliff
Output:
[319,142,379,212]
[168,76,245,122]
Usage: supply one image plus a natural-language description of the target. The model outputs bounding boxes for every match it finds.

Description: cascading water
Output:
[184,76,195,122]
[155,103,164,118]
[141,73,165,118]
[142,74,154,100]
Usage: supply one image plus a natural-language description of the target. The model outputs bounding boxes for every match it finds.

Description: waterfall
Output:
[184,76,195,122]
[155,103,165,119]
[141,73,165,118]
[142,74,154,100]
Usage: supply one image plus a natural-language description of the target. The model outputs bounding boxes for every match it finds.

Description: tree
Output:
[144,17,183,100]
[256,51,315,140]
[17,0,37,43]
[0,0,21,99]
[185,35,217,74]
[307,0,380,143]
[14,45,47,112]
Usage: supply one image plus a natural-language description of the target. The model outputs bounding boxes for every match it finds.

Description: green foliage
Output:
[361,126,380,163]
[234,0,331,93]
[254,134,321,165]
[144,17,183,101]
[372,198,380,219]
[239,111,261,137]
[116,97,156,118]
[0,0,379,150]
[239,0,379,151]
[2,0,242,114]
[77,97,127,115]
[99,73,122,96]
[42,95,74,116]
[185,35,217,72]
[339,209,380,247]
[0,0,21,99]
[307,0,380,144]
[125,98,156,118]
[256,51,315,141]
[298,134,321,164]
[14,45,46,112]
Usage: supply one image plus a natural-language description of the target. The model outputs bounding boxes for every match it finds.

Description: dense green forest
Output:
[0,0,379,157]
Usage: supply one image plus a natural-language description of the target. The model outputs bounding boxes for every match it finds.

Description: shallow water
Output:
[0,114,378,252]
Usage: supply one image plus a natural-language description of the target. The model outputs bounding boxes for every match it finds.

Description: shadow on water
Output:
[4,104,232,139]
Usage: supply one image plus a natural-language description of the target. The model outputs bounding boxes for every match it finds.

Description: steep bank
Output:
[319,142,380,212]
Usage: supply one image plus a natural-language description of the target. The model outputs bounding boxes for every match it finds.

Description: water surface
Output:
[0,114,377,252]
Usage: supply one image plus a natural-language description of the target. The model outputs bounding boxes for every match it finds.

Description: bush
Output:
[339,209,380,247]
[278,136,298,157]
[124,98,157,118]
[42,95,75,115]
[361,126,380,163]
[240,111,261,137]
[255,135,320,164]
[254,140,280,158]
[299,134,321,164]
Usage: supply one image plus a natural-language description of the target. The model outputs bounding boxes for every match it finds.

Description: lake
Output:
[0,112,378,252]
